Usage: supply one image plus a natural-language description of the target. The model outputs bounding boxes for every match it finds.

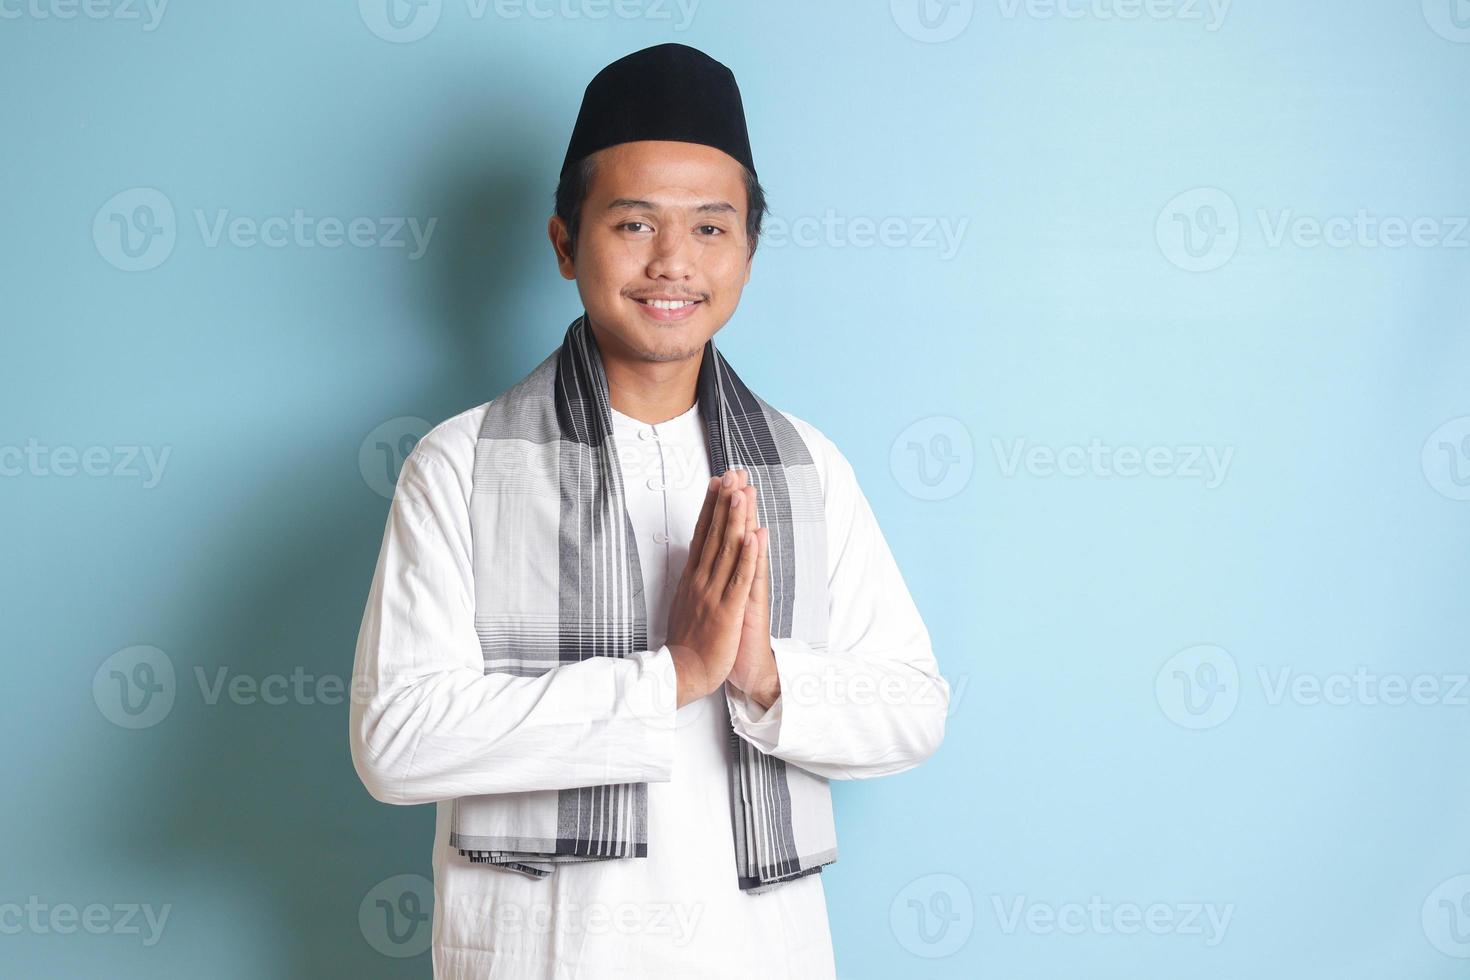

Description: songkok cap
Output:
[560,43,756,180]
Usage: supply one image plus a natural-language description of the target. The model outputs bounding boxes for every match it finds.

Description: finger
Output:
[742,524,768,624]
[699,467,745,576]
[698,477,737,580]
[684,476,720,580]
[708,482,748,587]
[752,525,769,601]
[724,528,759,602]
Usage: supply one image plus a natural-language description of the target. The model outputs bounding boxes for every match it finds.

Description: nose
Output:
[644,223,703,281]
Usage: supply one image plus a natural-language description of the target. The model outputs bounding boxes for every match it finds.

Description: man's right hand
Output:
[665,467,760,708]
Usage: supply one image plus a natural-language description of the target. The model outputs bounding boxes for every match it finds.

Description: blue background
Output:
[4,1,1469,977]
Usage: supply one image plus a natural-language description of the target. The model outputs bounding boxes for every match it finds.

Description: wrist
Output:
[748,669,781,711]
[670,648,712,708]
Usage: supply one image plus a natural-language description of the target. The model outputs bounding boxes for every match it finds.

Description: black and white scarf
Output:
[448,313,837,893]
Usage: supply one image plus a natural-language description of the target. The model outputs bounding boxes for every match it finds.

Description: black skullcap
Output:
[560,43,756,180]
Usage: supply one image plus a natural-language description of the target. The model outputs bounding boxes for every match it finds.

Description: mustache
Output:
[629,291,705,301]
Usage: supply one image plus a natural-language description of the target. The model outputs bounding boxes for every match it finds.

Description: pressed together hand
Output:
[664,466,775,709]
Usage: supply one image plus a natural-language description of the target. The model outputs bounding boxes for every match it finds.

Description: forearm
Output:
[727,634,950,780]
[350,643,678,804]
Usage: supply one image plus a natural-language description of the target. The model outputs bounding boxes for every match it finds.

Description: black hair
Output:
[553,151,769,263]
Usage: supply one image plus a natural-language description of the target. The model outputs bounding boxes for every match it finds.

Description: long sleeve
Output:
[348,437,678,806]
[725,427,950,780]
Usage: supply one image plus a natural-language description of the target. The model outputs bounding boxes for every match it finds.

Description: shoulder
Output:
[410,402,486,467]
[395,401,491,506]
[770,407,861,506]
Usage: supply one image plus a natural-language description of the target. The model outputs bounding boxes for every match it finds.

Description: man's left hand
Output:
[726,475,781,710]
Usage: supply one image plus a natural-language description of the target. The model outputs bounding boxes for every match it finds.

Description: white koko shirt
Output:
[350,394,949,980]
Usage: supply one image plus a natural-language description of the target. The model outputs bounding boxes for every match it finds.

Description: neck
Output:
[587,319,704,426]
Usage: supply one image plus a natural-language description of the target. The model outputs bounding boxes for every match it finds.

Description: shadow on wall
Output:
[110,108,574,978]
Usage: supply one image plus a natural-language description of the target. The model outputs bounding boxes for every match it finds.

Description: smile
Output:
[633,297,703,322]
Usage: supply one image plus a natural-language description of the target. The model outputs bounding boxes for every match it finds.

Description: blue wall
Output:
[4,2,1469,977]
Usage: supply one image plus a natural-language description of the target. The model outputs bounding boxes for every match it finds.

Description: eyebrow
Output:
[606,198,739,216]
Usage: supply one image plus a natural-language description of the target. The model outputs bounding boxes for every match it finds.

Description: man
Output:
[349,42,949,979]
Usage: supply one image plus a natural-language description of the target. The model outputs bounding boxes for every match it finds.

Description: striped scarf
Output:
[449,313,837,893]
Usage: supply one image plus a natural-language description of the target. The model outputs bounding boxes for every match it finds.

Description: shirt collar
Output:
[609,399,703,439]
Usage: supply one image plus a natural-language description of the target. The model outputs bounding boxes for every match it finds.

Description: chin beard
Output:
[628,322,705,363]
[586,312,705,363]
[637,338,704,363]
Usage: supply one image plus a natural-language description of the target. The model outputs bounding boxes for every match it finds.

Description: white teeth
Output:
[640,299,697,310]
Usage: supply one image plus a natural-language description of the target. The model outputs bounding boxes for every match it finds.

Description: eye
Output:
[619,221,652,233]
[696,225,725,236]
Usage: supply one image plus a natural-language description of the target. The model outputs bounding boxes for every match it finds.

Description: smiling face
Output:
[549,140,754,364]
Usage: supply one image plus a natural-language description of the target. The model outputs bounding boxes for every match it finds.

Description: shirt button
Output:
[646,477,665,491]
[653,531,669,544]
[638,427,655,440]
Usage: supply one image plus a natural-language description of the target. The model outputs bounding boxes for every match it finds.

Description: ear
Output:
[547,215,576,280]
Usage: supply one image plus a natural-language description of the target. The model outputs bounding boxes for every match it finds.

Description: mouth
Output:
[632,296,703,321]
